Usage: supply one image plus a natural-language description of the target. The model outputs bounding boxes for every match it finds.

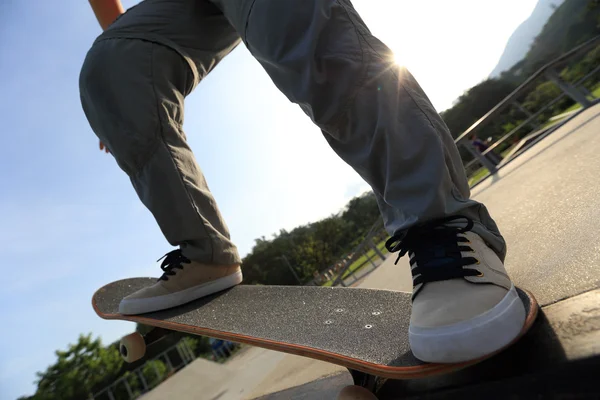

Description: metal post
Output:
[462,142,498,174]
[579,86,593,97]
[512,100,533,118]
[123,379,134,400]
[175,343,188,366]
[187,342,196,360]
[163,353,174,372]
[364,249,377,268]
[512,101,539,130]
[152,362,161,383]
[338,272,347,287]
[545,68,592,108]
[281,255,302,285]
[181,340,195,362]
[137,370,149,392]
[370,240,385,260]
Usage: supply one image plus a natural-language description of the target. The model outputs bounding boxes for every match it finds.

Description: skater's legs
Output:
[80,39,240,265]
[211,0,505,256]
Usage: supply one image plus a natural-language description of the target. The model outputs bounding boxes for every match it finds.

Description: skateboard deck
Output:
[92,279,538,380]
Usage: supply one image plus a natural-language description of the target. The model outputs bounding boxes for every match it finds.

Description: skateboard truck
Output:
[119,327,170,362]
[348,369,386,393]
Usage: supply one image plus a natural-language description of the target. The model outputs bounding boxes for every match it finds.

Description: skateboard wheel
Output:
[337,385,378,400]
[120,332,146,363]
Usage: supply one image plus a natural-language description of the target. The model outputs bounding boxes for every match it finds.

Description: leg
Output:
[80,39,239,265]
[79,6,243,314]
[211,0,525,362]
[213,0,504,255]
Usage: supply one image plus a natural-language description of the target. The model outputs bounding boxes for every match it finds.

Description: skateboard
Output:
[92,279,538,393]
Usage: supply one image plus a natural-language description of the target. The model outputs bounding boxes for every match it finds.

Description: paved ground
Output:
[142,104,600,399]
[471,104,600,306]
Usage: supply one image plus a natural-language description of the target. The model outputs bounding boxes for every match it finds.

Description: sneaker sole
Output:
[119,270,244,315]
[408,284,526,363]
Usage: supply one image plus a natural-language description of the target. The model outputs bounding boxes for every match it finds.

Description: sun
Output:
[392,50,403,67]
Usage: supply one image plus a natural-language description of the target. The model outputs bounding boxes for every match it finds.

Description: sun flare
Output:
[393,51,403,66]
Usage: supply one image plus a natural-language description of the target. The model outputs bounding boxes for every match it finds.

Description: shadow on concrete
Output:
[378,289,600,399]
[209,390,228,400]
[380,355,600,399]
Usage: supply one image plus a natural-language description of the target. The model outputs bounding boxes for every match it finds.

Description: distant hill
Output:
[516,0,600,76]
[489,0,565,77]
[442,0,600,141]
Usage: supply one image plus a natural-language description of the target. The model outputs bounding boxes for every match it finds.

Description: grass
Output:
[468,167,491,187]
[540,85,600,128]
[340,240,388,279]
[561,85,600,114]
[321,239,389,286]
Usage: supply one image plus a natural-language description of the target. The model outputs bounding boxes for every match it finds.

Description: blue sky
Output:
[0,0,538,398]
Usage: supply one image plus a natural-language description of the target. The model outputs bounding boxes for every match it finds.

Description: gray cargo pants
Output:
[79,0,506,266]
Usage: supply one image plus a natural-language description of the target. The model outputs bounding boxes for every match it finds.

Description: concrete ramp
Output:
[141,358,232,400]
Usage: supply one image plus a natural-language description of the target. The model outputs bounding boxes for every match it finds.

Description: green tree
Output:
[180,335,212,357]
[141,360,167,388]
[440,78,517,138]
[523,81,562,115]
[240,191,383,286]
[23,334,123,400]
[562,44,600,86]
[340,192,380,239]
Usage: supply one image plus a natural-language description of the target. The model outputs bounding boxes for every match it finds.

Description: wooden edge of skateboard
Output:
[92,287,539,380]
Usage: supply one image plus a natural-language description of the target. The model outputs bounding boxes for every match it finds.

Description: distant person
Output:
[80,0,526,363]
[471,135,501,166]
[471,135,488,153]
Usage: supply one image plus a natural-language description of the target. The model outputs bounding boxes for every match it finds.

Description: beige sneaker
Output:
[119,249,242,315]
[386,216,526,363]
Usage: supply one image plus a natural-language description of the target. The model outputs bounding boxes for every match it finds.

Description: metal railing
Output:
[90,340,195,400]
[458,35,600,184]
[89,338,239,400]
[327,219,388,287]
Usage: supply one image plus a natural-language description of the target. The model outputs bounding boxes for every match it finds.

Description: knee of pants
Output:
[79,42,161,176]
[245,0,384,134]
